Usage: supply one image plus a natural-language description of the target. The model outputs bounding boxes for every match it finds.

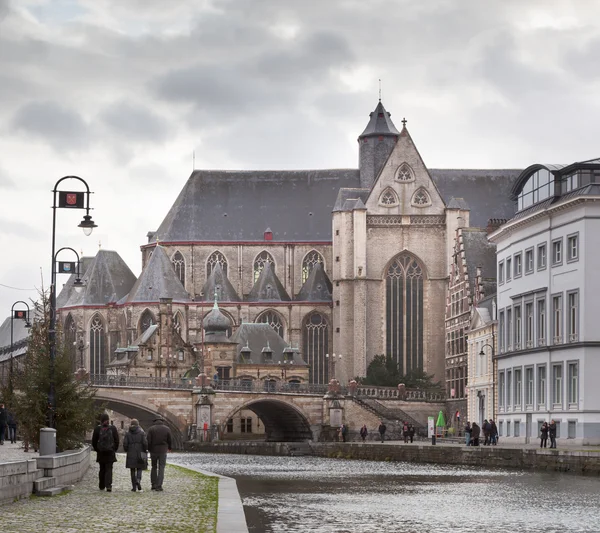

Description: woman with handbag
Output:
[123,419,148,492]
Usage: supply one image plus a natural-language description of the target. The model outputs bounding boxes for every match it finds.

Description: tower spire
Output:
[378,79,382,102]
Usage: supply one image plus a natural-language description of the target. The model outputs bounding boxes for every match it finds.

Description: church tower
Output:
[358,101,400,189]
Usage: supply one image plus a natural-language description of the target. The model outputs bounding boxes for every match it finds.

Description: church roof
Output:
[295,263,333,301]
[333,188,370,212]
[461,228,497,295]
[359,101,401,138]
[152,169,360,243]
[199,263,240,302]
[59,250,137,308]
[246,262,290,302]
[447,197,470,210]
[56,255,94,308]
[230,323,307,365]
[123,245,190,303]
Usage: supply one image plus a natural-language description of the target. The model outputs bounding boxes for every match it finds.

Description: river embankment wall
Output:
[185,441,600,475]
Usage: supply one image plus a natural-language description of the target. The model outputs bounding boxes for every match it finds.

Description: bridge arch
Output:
[220,398,313,442]
[94,394,186,450]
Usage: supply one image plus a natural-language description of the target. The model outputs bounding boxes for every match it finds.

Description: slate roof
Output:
[122,245,190,303]
[333,188,370,212]
[199,263,240,302]
[295,263,333,302]
[59,251,137,308]
[447,197,470,210]
[246,262,290,302]
[152,169,360,243]
[230,323,307,365]
[461,228,497,296]
[56,256,94,308]
[359,101,401,138]
[0,314,30,361]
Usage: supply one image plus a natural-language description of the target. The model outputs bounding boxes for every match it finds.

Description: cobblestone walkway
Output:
[2,456,219,533]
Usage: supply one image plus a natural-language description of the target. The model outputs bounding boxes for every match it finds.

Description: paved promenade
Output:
[0,441,248,533]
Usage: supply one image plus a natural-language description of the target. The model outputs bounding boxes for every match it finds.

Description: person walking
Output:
[147,415,173,491]
[489,419,498,445]
[340,423,348,443]
[123,419,148,492]
[408,424,415,443]
[360,424,368,442]
[378,421,387,443]
[0,403,7,445]
[548,420,557,449]
[7,410,17,444]
[540,422,549,448]
[402,421,409,443]
[482,419,491,445]
[471,422,481,446]
[464,421,472,446]
[92,413,119,492]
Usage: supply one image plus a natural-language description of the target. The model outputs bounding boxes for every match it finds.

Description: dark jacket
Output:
[92,422,119,464]
[360,426,368,438]
[490,421,498,436]
[540,424,549,438]
[465,423,472,435]
[147,420,173,454]
[471,423,481,440]
[7,411,16,427]
[123,426,148,469]
[378,423,387,435]
[548,422,557,437]
[0,406,7,425]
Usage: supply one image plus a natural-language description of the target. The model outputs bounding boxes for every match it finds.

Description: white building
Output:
[489,158,600,445]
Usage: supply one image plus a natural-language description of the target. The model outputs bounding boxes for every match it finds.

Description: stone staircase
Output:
[351,397,426,437]
[34,476,74,497]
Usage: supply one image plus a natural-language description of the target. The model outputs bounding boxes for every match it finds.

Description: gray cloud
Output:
[11,101,89,151]
[99,100,169,144]
[0,165,14,188]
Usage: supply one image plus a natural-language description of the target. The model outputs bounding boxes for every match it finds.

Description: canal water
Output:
[171,452,600,533]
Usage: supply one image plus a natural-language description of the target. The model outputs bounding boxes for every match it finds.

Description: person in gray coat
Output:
[123,419,148,492]
[147,416,173,491]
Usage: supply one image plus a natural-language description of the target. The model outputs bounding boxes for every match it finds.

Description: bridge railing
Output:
[355,386,445,402]
[89,374,195,390]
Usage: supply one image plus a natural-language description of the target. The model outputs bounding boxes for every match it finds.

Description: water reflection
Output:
[171,453,600,533]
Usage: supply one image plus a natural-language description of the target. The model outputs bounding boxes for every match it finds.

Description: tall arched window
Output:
[302,250,324,284]
[89,314,106,375]
[173,311,183,336]
[172,251,185,287]
[386,254,424,376]
[207,251,228,277]
[139,309,155,334]
[256,310,284,338]
[303,312,329,384]
[253,250,274,283]
[64,314,77,371]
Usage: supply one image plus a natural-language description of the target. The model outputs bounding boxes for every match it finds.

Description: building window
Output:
[567,291,578,342]
[514,253,522,277]
[380,188,398,206]
[139,309,155,335]
[567,234,578,262]
[241,418,252,433]
[552,239,563,266]
[498,261,504,284]
[537,298,546,347]
[552,364,563,405]
[411,188,431,206]
[506,258,512,281]
[537,365,547,408]
[568,362,579,405]
[226,419,234,433]
[568,420,576,439]
[499,421,503,436]
[498,311,505,353]
[498,371,505,408]
[514,305,522,350]
[207,251,228,277]
[89,314,106,375]
[146,349,153,361]
[525,248,534,274]
[303,312,329,384]
[525,367,534,407]
[395,163,414,181]
[506,420,511,437]
[256,310,284,338]
[254,250,275,283]
[171,251,185,287]
[514,420,520,437]
[173,312,182,336]
[537,243,547,270]
[517,168,553,210]
[506,369,512,408]
[386,253,424,375]
[525,302,533,348]
[555,421,561,439]
[302,250,324,284]
[552,294,563,344]
[506,308,513,350]
[514,368,522,409]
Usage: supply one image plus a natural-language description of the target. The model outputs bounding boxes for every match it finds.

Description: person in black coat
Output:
[0,403,7,445]
[123,419,148,492]
[540,422,549,448]
[548,420,557,449]
[92,413,119,492]
[471,422,481,446]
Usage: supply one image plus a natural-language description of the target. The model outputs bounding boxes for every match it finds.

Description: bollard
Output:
[39,427,57,456]
[431,434,436,445]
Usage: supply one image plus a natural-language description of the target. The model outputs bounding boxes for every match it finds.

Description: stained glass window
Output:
[140,309,155,334]
[89,314,106,375]
[302,250,324,284]
[386,254,424,376]
[303,312,329,384]
[253,251,274,283]
[257,310,284,338]
[172,251,185,287]
[207,251,228,277]
[173,312,183,336]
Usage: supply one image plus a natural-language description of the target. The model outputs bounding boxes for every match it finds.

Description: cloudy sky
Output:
[1,0,599,318]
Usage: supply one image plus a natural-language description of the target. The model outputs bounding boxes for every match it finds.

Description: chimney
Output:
[486,218,507,234]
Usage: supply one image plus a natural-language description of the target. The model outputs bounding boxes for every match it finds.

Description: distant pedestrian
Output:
[482,419,491,445]
[92,413,119,492]
[408,424,415,443]
[489,419,498,445]
[0,403,6,445]
[147,415,173,491]
[123,419,148,492]
[471,422,481,446]
[464,421,472,446]
[378,421,387,443]
[402,421,409,443]
[340,423,348,443]
[540,422,549,448]
[548,420,557,449]
[360,424,368,442]
[7,411,17,444]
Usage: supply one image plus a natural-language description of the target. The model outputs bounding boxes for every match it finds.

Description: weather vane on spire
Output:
[378,79,382,102]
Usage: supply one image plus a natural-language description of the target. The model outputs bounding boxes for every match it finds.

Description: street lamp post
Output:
[49,176,97,428]
[9,301,32,399]
[478,342,495,421]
